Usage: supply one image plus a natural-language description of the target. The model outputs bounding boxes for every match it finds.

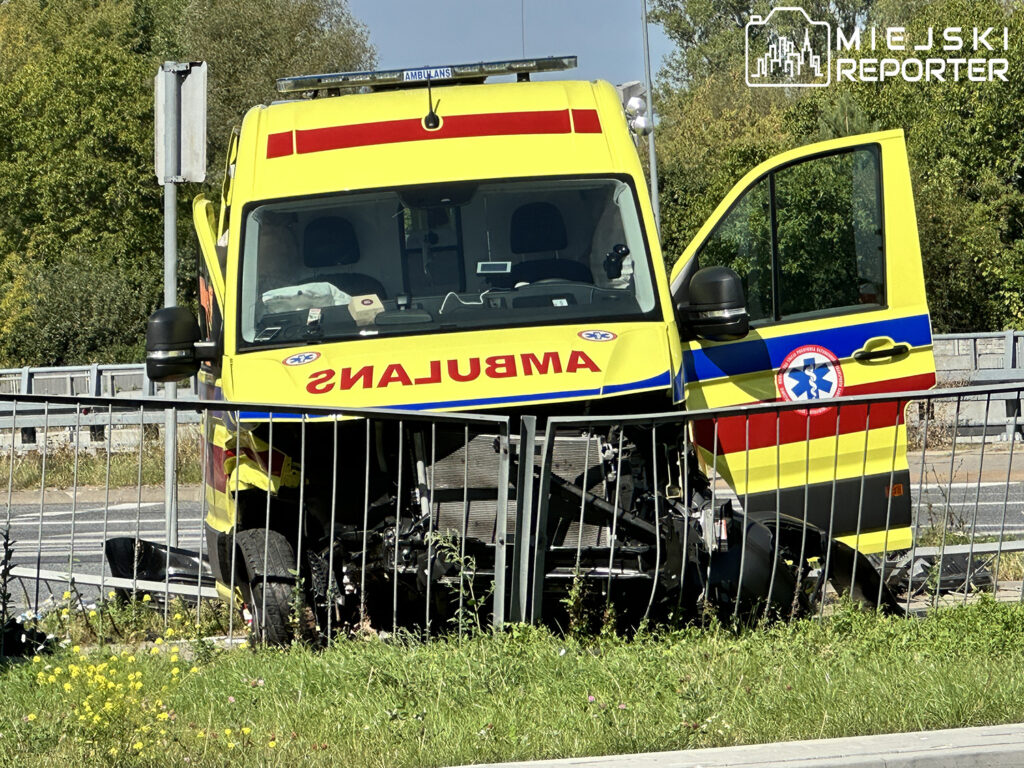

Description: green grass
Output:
[0,437,201,491]
[4,598,1024,767]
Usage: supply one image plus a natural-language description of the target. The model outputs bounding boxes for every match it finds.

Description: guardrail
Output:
[3,381,1024,647]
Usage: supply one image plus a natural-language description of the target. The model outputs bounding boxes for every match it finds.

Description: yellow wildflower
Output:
[72,645,80,654]
[241,727,251,735]
[189,666,199,674]
[150,647,160,655]
[154,637,163,646]
[61,609,70,617]
[171,668,180,676]
[32,656,40,664]
[108,590,116,599]
[133,742,143,751]
[268,741,277,748]
[47,675,56,684]
[26,713,36,722]
[62,590,72,600]
[63,683,72,692]
[171,646,179,653]
[156,712,169,721]
[164,627,174,638]
[88,610,97,617]
[224,728,232,736]
[170,654,179,663]
[142,594,152,603]
[227,742,235,750]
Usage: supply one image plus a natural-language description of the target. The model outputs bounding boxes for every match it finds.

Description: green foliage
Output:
[652,0,1024,332]
[0,0,374,366]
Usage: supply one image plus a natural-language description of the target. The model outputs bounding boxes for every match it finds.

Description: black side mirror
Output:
[146,307,206,382]
[678,266,749,342]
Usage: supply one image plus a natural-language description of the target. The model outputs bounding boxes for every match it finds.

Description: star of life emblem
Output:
[283,351,321,366]
[776,344,844,415]
[577,329,617,342]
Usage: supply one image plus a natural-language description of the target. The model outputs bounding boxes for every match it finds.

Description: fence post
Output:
[492,425,511,630]
[1005,330,1020,442]
[510,415,536,624]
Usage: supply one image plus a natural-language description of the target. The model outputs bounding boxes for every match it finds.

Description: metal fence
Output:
[1,393,511,646]
[3,380,1024,648]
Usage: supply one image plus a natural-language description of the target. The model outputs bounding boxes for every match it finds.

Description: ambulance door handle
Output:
[853,343,909,362]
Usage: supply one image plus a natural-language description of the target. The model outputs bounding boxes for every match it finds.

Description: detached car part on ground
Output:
[135,56,937,642]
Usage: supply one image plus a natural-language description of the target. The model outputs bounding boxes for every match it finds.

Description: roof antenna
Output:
[424,73,440,129]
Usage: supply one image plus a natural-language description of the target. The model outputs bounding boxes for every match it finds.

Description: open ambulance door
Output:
[670,130,936,554]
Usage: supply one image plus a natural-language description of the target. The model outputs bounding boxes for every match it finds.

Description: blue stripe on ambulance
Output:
[682,313,933,383]
[236,370,672,419]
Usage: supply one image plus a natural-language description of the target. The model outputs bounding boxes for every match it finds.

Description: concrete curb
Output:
[455,723,1024,767]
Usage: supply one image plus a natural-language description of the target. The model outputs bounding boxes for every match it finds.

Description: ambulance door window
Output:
[694,176,773,322]
[774,146,884,319]
[696,144,884,324]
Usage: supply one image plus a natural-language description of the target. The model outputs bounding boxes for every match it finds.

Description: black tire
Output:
[235,528,298,646]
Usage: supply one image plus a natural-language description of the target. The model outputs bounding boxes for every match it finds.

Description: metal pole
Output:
[162,62,180,548]
[641,0,660,233]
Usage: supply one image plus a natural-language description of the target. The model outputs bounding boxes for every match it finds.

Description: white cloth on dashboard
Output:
[261,282,351,313]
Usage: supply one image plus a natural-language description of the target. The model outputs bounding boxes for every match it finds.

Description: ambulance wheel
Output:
[235,528,300,646]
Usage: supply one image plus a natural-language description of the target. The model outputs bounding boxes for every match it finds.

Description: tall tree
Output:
[0,0,375,366]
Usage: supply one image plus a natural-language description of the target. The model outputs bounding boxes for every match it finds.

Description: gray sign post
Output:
[155,61,206,547]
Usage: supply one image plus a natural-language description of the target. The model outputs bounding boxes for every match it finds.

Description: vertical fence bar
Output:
[574,433,591,573]
[195,421,208,628]
[678,419,691,616]
[733,414,750,621]
[133,406,145,595]
[608,428,625,612]
[934,396,963,610]
[393,421,404,636]
[67,406,81,595]
[359,420,371,629]
[98,406,113,647]
[993,390,1018,589]
[529,425,558,624]
[791,410,812,620]
[227,415,241,644]
[425,423,437,638]
[326,415,339,643]
[458,425,469,641]
[644,423,661,620]
[33,402,49,612]
[294,415,307,619]
[2,401,14,656]
[260,413,275,642]
[850,404,872,592]
[963,392,992,602]
[512,416,536,624]
[493,424,510,630]
[906,400,930,613]
[820,404,843,619]
[877,401,902,611]
[764,412,782,622]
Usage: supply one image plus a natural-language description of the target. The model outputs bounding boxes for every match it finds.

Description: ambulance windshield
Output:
[238,176,659,348]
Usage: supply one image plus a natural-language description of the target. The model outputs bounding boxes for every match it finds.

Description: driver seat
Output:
[507,202,593,285]
[303,217,387,298]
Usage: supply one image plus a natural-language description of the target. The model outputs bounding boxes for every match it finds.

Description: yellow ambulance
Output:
[145,56,935,639]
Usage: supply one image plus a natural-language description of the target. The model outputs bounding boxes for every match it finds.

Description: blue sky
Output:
[346,0,675,87]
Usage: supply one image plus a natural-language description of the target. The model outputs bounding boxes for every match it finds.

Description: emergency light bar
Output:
[276,55,578,94]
